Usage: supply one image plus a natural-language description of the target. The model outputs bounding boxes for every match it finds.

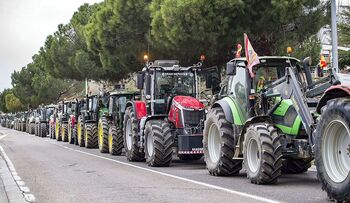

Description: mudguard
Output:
[212,97,244,125]
[316,85,350,114]
[126,101,147,120]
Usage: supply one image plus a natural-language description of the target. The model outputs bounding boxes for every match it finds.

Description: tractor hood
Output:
[172,96,204,110]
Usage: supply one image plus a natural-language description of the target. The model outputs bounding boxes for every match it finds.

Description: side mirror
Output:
[137,73,144,89]
[226,62,236,76]
[145,74,151,96]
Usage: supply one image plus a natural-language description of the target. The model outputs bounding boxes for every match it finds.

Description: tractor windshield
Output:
[253,65,286,92]
[155,71,195,99]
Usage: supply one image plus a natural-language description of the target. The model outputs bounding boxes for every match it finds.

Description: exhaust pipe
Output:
[303,57,313,87]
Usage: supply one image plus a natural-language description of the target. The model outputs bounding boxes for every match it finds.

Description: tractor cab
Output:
[137,60,202,116]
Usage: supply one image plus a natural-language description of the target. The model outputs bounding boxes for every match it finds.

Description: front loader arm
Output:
[263,67,315,141]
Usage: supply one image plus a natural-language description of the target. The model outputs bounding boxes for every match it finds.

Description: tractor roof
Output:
[230,56,300,63]
[144,60,201,72]
[109,91,139,96]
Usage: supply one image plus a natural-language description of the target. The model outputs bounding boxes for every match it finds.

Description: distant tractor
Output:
[55,101,73,142]
[76,95,102,148]
[98,90,139,155]
[34,105,55,137]
[123,60,207,167]
[26,111,36,134]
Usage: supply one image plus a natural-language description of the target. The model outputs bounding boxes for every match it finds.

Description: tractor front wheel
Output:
[108,126,123,155]
[98,117,109,153]
[144,120,174,167]
[68,121,74,144]
[55,122,62,141]
[84,123,98,148]
[40,123,47,138]
[61,124,68,142]
[243,123,282,184]
[315,98,350,202]
[203,107,242,176]
[77,118,85,147]
[123,107,144,162]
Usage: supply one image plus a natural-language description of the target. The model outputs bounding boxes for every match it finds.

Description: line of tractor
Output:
[2,55,350,202]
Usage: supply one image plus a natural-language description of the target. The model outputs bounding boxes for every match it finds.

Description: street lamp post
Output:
[331,0,339,72]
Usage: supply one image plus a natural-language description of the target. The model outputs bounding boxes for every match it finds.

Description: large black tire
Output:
[26,123,29,133]
[315,98,350,202]
[144,120,174,167]
[30,123,35,135]
[40,123,47,138]
[68,121,74,144]
[203,107,242,176]
[98,117,109,153]
[77,118,85,147]
[123,106,145,162]
[84,123,98,149]
[243,123,282,184]
[178,154,203,161]
[108,126,123,155]
[282,158,312,174]
[56,122,62,141]
[61,123,68,142]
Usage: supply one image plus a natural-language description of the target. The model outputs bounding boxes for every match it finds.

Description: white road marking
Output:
[48,141,280,203]
[0,135,36,202]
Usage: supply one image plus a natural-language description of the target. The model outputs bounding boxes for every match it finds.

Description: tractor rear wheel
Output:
[243,123,282,184]
[55,122,62,141]
[203,107,242,176]
[282,158,312,174]
[61,124,68,142]
[315,98,350,202]
[30,123,35,135]
[40,123,47,138]
[144,120,174,167]
[108,126,123,155]
[98,117,109,153]
[77,118,84,147]
[84,123,98,148]
[123,107,144,162]
[178,154,203,161]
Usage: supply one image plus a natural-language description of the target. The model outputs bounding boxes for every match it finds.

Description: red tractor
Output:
[123,60,207,167]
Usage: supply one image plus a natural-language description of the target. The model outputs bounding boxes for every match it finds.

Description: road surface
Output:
[0,127,329,203]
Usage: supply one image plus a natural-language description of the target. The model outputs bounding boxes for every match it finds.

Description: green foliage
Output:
[291,35,321,66]
[5,91,23,113]
[43,3,103,80]
[0,89,12,113]
[150,0,327,66]
[85,0,150,81]
[339,6,350,69]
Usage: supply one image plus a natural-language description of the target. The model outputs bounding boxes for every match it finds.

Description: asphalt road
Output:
[0,126,330,203]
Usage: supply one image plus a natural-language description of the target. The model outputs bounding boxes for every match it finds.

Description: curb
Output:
[0,145,35,202]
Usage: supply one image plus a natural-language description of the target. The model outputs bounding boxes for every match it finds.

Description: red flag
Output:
[244,33,260,78]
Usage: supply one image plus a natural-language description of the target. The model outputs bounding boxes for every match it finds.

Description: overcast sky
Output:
[0,0,103,92]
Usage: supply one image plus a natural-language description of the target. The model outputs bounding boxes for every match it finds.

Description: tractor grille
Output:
[183,109,204,126]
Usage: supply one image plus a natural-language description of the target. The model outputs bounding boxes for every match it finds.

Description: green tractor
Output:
[55,101,74,142]
[77,95,106,149]
[204,56,350,201]
[97,89,139,154]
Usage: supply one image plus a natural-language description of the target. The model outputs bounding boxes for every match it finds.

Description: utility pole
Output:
[331,0,339,72]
